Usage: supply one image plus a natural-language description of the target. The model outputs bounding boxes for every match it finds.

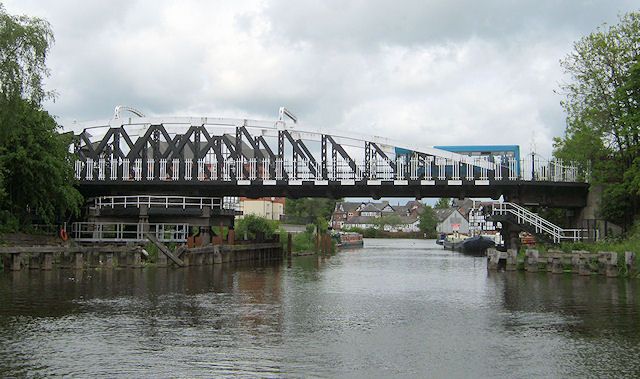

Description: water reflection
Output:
[1,240,639,377]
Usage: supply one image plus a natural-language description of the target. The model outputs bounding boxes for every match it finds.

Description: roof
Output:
[335,202,362,212]
[434,208,454,222]
[360,203,381,213]
[344,216,377,225]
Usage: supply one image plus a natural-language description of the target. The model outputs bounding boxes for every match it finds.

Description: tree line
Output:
[0,5,82,232]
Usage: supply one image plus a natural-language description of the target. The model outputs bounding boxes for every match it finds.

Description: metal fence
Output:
[71,222,189,243]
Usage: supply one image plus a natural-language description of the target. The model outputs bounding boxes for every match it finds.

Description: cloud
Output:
[4,0,639,159]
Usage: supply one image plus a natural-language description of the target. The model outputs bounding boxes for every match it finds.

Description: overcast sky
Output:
[4,0,638,159]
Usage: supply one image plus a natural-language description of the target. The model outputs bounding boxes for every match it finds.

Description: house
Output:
[435,208,469,234]
[331,200,424,232]
[239,197,285,221]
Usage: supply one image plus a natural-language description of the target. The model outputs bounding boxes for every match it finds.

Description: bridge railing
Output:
[74,155,585,184]
[491,202,588,243]
[72,222,189,243]
[93,195,240,211]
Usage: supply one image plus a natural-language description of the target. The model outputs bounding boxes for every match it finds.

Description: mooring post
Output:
[625,252,636,276]
[287,233,292,259]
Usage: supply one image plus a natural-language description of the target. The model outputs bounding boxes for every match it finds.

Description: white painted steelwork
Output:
[491,202,587,243]
[72,222,189,243]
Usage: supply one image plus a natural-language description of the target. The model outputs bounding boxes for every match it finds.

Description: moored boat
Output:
[336,232,364,248]
[442,234,495,256]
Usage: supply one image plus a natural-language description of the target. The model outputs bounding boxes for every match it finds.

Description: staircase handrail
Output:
[491,202,586,243]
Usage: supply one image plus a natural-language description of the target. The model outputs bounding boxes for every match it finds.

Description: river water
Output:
[1,239,640,378]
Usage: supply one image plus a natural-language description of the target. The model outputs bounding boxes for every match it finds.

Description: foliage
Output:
[0,99,83,228]
[554,11,640,228]
[372,214,402,229]
[0,4,54,104]
[285,198,338,224]
[0,6,82,230]
[235,214,279,240]
[418,205,438,238]
[435,198,451,209]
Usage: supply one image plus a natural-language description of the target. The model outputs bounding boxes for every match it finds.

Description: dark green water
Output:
[1,239,640,378]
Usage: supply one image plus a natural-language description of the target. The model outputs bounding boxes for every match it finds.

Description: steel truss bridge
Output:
[72,107,589,208]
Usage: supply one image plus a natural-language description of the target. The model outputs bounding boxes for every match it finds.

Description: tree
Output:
[235,214,278,240]
[554,11,640,228]
[285,198,338,223]
[372,214,402,230]
[0,6,82,229]
[435,198,451,209]
[418,205,438,238]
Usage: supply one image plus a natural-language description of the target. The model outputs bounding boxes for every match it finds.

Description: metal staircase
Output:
[490,202,587,243]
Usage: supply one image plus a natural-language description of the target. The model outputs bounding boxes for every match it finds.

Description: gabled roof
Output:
[434,208,454,222]
[344,216,377,225]
[360,203,381,213]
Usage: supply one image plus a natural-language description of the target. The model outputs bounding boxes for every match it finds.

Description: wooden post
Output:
[10,253,22,271]
[287,233,292,258]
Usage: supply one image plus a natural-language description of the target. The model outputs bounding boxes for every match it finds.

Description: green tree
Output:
[372,214,402,230]
[554,11,640,228]
[235,214,278,240]
[0,5,82,229]
[418,205,438,238]
[285,198,338,224]
[435,198,451,209]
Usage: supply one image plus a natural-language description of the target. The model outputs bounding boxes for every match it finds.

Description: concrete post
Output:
[73,252,84,270]
[625,252,635,276]
[551,255,563,274]
[605,251,618,277]
[597,252,608,275]
[487,248,499,270]
[547,249,562,272]
[214,248,222,264]
[525,249,539,272]
[88,251,101,268]
[506,249,518,271]
[578,254,591,276]
[130,251,142,268]
[10,253,22,271]
[42,252,53,270]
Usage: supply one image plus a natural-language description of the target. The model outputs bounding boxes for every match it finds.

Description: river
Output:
[1,239,639,377]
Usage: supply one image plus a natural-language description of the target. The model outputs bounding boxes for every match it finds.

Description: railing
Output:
[491,202,587,243]
[72,222,189,243]
[75,155,586,184]
[93,195,240,211]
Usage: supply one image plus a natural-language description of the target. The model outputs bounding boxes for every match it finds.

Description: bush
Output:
[235,214,279,240]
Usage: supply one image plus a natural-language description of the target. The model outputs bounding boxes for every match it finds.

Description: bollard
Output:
[525,249,539,272]
[506,249,518,271]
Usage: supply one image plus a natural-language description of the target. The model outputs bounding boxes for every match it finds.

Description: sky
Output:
[4,0,638,161]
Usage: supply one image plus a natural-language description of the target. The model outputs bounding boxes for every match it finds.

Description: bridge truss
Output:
[71,109,589,206]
